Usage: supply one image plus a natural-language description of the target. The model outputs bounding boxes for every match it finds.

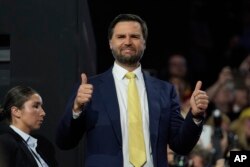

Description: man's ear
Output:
[11,106,21,118]
[109,40,113,49]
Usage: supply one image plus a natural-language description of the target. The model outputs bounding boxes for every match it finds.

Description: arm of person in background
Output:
[206,66,233,102]
[239,54,250,75]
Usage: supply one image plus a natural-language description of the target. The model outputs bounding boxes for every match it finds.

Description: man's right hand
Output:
[73,73,93,112]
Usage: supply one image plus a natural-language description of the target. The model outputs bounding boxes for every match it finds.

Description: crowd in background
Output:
[141,1,250,166]
[155,52,250,167]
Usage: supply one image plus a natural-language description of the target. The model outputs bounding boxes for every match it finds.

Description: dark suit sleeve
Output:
[0,134,18,167]
[0,136,14,167]
[55,83,87,150]
[168,85,203,155]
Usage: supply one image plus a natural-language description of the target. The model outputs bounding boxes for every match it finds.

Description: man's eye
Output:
[131,35,140,39]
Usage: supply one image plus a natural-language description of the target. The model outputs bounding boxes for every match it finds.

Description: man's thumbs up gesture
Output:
[190,81,209,118]
[73,73,93,112]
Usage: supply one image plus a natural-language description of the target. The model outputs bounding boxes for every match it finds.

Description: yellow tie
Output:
[125,72,146,167]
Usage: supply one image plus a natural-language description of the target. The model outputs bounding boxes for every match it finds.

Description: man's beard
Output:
[112,50,144,66]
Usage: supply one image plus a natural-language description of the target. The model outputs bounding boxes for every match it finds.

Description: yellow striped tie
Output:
[125,72,146,167]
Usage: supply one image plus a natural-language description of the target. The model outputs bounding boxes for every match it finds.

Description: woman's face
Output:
[14,93,45,133]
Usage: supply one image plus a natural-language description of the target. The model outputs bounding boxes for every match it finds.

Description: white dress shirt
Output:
[10,125,49,167]
[112,62,154,167]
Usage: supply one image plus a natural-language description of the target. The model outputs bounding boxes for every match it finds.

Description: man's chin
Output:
[118,60,140,66]
[114,54,141,65]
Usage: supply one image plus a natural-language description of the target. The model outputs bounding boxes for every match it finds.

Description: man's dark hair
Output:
[108,13,148,41]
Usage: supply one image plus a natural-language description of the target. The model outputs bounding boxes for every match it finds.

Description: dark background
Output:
[0,0,250,166]
[88,0,250,87]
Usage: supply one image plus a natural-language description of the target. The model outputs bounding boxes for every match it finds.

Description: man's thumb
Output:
[194,80,202,91]
[81,73,87,84]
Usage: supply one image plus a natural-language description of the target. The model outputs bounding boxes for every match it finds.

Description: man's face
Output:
[109,21,146,66]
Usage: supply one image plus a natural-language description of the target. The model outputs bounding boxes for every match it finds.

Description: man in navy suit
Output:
[56,14,209,167]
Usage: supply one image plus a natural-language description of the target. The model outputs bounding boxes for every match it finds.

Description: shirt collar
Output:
[112,62,143,81]
[10,125,37,147]
[26,136,38,148]
[10,125,30,142]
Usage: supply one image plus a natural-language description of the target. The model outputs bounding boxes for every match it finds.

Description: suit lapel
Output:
[9,129,39,167]
[143,73,161,155]
[97,70,161,151]
[19,142,39,167]
[99,69,122,146]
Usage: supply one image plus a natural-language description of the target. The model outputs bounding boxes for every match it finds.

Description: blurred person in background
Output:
[160,53,193,117]
[228,83,249,122]
[187,147,210,167]
[206,66,234,119]
[230,107,250,151]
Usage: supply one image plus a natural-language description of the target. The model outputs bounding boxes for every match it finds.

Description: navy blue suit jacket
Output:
[56,68,203,167]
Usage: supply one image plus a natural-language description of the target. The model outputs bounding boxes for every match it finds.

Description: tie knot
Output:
[125,72,136,79]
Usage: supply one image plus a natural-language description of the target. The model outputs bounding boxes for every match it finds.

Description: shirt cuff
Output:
[193,118,202,125]
[72,110,82,119]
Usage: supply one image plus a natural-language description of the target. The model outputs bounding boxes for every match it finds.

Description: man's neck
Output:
[115,60,140,72]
